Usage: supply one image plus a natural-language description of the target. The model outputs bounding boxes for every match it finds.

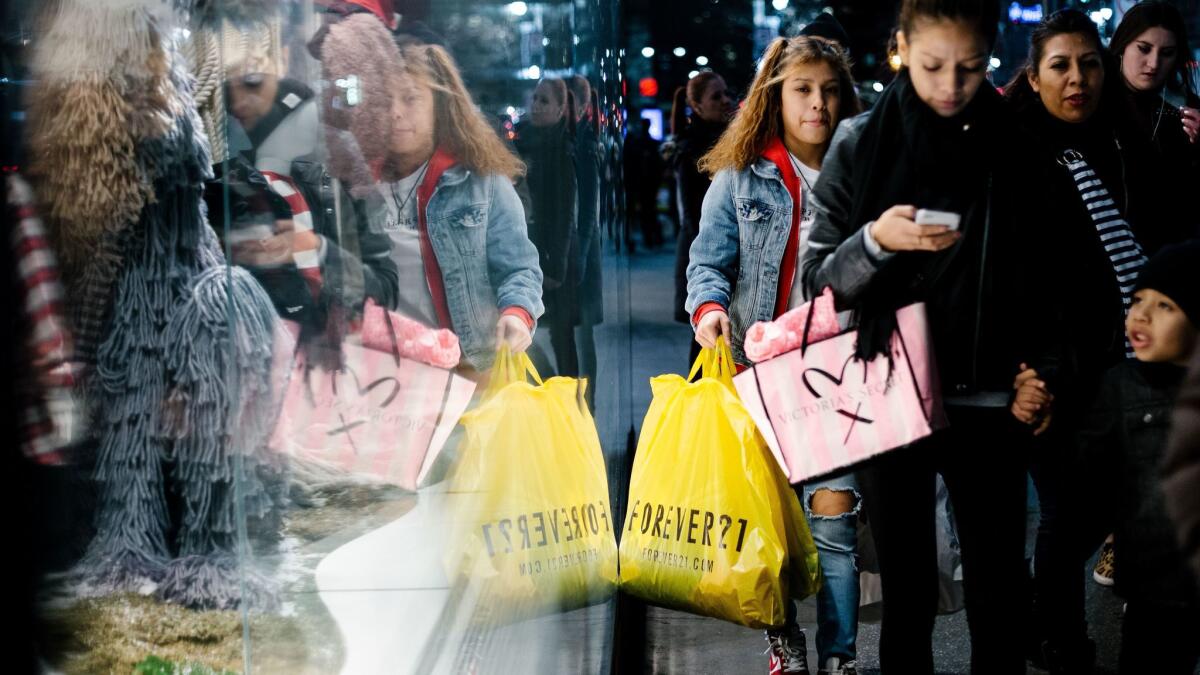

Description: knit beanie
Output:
[1135,240,1200,328]
[799,12,850,50]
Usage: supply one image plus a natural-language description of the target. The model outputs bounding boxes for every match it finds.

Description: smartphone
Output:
[915,208,961,231]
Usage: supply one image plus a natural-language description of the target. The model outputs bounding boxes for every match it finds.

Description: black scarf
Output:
[847,70,1004,363]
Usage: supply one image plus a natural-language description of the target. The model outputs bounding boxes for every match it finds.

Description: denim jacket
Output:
[685,158,797,365]
[367,164,544,371]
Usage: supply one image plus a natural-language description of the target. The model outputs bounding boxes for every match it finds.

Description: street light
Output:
[506,1,528,17]
[696,55,709,66]
[674,47,687,57]
[642,46,655,58]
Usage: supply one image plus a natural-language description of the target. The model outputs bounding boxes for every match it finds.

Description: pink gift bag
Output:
[271,320,475,491]
[733,303,946,484]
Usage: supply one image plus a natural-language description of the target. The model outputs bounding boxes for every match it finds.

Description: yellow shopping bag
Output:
[446,347,619,618]
[618,339,821,628]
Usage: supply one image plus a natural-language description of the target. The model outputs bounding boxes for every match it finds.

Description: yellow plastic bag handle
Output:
[687,336,736,390]
[483,345,545,400]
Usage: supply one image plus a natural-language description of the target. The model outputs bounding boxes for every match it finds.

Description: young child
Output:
[686,34,862,675]
[1017,241,1200,673]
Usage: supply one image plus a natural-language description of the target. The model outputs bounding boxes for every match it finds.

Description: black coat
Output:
[1164,340,1200,586]
[1080,360,1198,607]
[1016,104,1190,421]
[669,118,725,237]
[669,118,725,322]
[206,156,398,366]
[514,119,578,290]
[802,73,1036,396]
[1116,86,1200,241]
[575,119,604,325]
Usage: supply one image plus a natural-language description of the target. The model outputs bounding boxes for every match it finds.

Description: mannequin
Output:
[27,0,285,610]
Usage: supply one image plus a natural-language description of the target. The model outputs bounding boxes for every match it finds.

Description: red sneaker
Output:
[765,626,809,674]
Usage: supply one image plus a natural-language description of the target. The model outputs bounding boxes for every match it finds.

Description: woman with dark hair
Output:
[799,0,1035,671]
[1111,0,1199,142]
[515,78,579,376]
[668,71,734,339]
[1109,0,1200,241]
[569,74,603,401]
[1003,8,1194,672]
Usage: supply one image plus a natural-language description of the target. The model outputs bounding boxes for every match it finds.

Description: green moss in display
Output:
[134,655,238,675]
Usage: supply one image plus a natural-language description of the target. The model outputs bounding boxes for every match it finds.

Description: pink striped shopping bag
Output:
[271,339,475,491]
[733,303,946,484]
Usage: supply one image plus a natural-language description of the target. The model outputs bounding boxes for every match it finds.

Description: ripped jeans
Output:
[790,471,861,664]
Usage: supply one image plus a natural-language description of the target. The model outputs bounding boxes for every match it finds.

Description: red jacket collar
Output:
[415,147,460,331]
[761,136,804,320]
[371,148,459,186]
[419,148,459,196]
[761,136,798,183]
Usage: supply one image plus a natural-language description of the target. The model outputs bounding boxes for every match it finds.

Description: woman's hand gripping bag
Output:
[446,347,619,619]
[618,339,821,628]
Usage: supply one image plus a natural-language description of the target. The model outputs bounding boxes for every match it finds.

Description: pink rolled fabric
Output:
[744,287,841,363]
[359,299,461,369]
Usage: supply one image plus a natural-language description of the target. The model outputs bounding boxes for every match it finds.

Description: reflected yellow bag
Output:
[447,348,619,618]
[618,339,821,629]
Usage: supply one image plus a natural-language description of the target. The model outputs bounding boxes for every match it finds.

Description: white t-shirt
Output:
[379,162,439,327]
[788,152,821,310]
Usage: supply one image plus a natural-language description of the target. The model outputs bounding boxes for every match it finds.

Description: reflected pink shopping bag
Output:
[733,303,946,484]
[271,325,475,490]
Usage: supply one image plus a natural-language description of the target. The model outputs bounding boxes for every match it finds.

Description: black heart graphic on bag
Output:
[322,364,403,451]
[800,353,875,444]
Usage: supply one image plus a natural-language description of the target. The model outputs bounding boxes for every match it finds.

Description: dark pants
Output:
[858,406,1028,674]
[1028,431,1112,652]
[1120,601,1200,674]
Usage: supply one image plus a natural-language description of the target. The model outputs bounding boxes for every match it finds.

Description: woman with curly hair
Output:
[685,34,862,675]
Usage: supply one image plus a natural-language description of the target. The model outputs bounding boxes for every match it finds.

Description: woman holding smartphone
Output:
[799,1,1034,671]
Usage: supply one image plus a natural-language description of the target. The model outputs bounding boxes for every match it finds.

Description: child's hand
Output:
[495,314,532,352]
[1012,363,1053,435]
[695,309,731,350]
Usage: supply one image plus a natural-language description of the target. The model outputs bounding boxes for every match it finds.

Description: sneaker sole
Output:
[1092,571,1115,586]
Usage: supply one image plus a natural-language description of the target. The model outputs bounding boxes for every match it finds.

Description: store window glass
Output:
[7,0,631,672]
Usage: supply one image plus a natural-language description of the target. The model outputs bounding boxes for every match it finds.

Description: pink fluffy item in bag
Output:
[744,286,841,363]
[359,300,461,369]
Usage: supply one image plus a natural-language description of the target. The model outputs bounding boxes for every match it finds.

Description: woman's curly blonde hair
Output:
[699,36,860,175]
[398,43,526,179]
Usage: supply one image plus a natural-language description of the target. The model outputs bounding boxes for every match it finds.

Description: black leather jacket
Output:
[800,113,1036,398]
[207,156,398,352]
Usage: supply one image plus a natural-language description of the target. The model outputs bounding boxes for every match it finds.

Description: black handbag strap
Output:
[799,291,820,357]
[380,304,403,367]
